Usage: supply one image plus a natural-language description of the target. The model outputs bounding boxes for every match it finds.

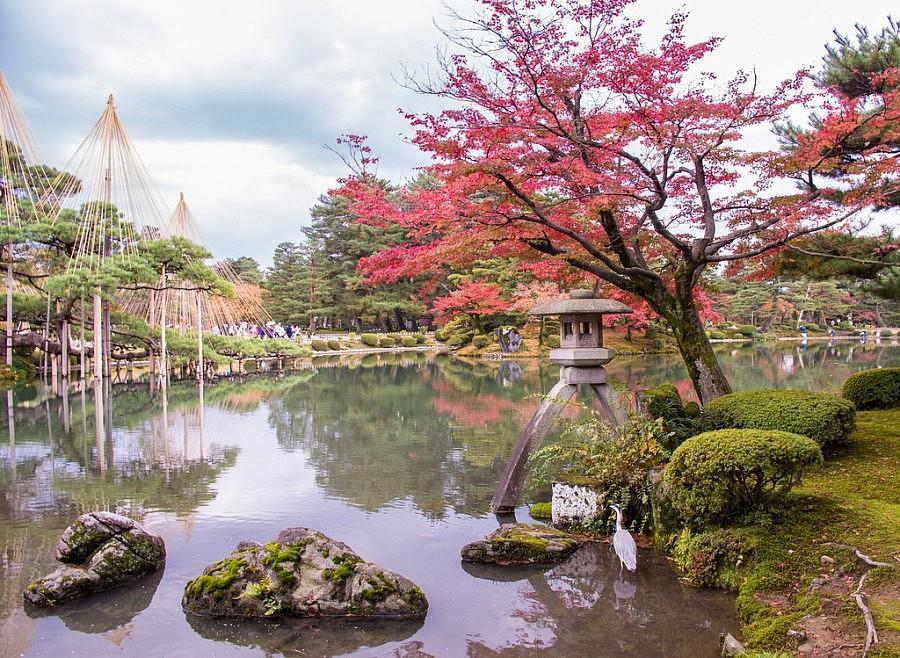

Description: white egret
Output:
[610,504,637,572]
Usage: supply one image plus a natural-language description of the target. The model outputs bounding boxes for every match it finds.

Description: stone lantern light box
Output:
[491,289,633,512]
[530,288,632,385]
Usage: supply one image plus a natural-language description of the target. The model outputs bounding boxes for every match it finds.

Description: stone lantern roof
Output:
[529,289,633,316]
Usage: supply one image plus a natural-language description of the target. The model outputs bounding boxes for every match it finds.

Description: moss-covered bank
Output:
[670,408,899,655]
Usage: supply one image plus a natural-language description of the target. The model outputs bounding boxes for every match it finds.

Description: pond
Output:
[1,341,897,657]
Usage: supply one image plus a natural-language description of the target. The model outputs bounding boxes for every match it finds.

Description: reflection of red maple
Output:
[432,379,535,429]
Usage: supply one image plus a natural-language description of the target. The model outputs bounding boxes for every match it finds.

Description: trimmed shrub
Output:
[446,332,473,347]
[412,333,427,344]
[839,321,851,330]
[529,502,552,520]
[729,332,745,340]
[806,323,820,332]
[881,329,893,337]
[378,336,396,348]
[673,528,755,588]
[639,384,701,450]
[702,389,856,448]
[736,324,756,337]
[360,333,379,347]
[545,334,560,348]
[842,367,900,410]
[311,339,329,352]
[708,330,726,340]
[326,339,342,351]
[433,328,446,342]
[401,336,418,347]
[665,429,823,528]
[472,335,491,349]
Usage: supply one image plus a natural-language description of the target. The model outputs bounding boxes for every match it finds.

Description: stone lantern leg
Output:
[491,289,632,513]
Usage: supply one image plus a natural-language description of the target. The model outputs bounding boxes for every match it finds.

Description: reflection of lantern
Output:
[492,289,633,513]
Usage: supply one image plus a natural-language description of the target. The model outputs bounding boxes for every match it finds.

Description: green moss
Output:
[261,541,307,587]
[529,502,552,520]
[678,408,900,652]
[323,553,360,589]
[401,586,427,611]
[240,576,273,600]
[490,525,577,562]
[184,556,245,599]
[360,572,398,604]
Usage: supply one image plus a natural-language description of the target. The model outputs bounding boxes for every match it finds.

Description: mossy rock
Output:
[182,527,427,620]
[24,512,166,608]
[460,523,581,565]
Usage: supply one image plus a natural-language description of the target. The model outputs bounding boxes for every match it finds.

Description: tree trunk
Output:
[667,294,732,403]
[393,308,407,331]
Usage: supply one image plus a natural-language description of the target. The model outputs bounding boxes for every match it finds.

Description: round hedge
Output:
[401,336,418,347]
[664,429,823,528]
[310,339,328,352]
[326,339,343,351]
[842,367,900,410]
[472,335,491,349]
[360,333,379,347]
[378,336,396,348]
[702,388,855,448]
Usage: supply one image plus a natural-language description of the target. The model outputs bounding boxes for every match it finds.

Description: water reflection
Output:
[462,545,733,656]
[187,615,424,656]
[0,342,896,657]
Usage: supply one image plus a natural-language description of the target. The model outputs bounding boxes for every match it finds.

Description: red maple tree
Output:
[430,280,508,328]
[340,0,889,401]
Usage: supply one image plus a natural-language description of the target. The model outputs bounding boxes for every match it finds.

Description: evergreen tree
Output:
[223,256,264,285]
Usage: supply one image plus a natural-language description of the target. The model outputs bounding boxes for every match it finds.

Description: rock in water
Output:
[460,523,581,564]
[181,528,428,620]
[24,512,166,608]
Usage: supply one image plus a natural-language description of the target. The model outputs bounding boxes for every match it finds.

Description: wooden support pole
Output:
[5,242,13,366]
[160,266,167,389]
[93,293,102,380]
[61,318,69,380]
[196,294,204,383]
[149,288,157,381]
[492,380,578,512]
[79,296,85,381]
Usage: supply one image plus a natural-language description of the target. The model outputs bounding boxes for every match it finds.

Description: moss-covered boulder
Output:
[181,527,428,620]
[460,523,581,565]
[23,512,166,608]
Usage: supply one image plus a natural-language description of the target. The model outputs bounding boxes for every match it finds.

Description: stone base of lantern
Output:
[559,366,607,385]
[551,481,601,526]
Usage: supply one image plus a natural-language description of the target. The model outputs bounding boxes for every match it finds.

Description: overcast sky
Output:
[1,0,895,266]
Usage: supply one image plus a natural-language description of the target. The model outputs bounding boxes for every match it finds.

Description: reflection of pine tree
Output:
[265,358,540,518]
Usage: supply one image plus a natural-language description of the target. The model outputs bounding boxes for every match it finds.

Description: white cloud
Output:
[3,0,896,264]
[137,139,336,263]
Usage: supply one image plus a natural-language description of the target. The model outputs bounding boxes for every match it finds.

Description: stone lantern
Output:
[492,289,633,513]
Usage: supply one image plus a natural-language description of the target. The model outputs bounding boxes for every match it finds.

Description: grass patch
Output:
[715,408,899,651]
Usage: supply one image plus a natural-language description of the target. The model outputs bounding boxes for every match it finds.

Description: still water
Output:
[1,341,896,657]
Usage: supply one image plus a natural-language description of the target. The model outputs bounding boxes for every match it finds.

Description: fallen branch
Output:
[823,543,893,568]
[852,572,878,658]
